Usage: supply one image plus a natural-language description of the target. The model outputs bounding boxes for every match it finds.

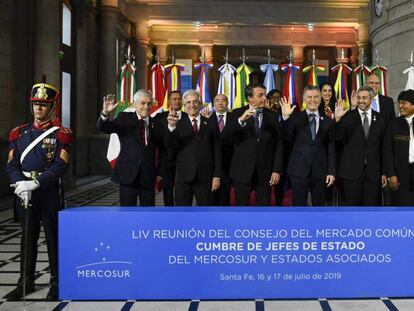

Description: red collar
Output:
[33,119,53,129]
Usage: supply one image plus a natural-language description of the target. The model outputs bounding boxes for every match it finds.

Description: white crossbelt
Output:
[20,126,59,178]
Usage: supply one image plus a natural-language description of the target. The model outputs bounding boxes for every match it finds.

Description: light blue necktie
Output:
[371,98,378,112]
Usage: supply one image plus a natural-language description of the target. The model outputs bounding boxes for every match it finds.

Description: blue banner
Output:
[59,207,414,300]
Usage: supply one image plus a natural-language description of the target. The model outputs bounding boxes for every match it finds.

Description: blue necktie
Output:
[309,113,316,141]
[371,98,378,112]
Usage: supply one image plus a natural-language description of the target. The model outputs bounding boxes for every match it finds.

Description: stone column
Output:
[34,0,60,85]
[199,42,214,62]
[292,44,305,102]
[155,42,169,64]
[98,2,118,99]
[92,1,119,176]
[135,22,150,90]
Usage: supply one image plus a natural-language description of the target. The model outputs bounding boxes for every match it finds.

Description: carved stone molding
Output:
[101,0,118,7]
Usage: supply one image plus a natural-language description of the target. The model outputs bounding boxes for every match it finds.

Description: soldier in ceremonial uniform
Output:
[6,82,73,301]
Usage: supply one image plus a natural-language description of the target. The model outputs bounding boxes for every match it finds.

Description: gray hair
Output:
[357,85,375,98]
[182,89,201,103]
[214,93,229,103]
[133,89,152,102]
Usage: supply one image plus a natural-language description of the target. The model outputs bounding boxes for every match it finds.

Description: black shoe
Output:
[46,283,58,301]
[5,284,35,300]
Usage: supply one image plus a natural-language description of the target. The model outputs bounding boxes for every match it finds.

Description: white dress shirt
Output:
[405,115,414,163]
[358,108,372,127]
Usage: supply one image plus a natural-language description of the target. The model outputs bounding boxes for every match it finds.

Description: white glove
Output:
[18,191,32,206]
[13,180,39,195]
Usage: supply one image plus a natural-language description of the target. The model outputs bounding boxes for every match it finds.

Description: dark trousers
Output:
[212,175,231,206]
[119,173,155,206]
[175,177,211,206]
[15,185,60,284]
[161,176,175,206]
[290,176,326,206]
[234,182,271,206]
[273,174,288,206]
[390,164,414,206]
[342,168,381,206]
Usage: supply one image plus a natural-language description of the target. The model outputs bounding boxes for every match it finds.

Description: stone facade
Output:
[3,0,413,197]
[370,0,414,101]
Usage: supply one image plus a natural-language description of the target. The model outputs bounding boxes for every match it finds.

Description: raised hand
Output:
[350,90,358,110]
[102,94,118,114]
[239,106,257,122]
[200,106,212,118]
[167,109,179,127]
[334,100,349,122]
[280,96,296,118]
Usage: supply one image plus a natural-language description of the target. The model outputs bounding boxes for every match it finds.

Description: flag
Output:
[331,63,352,110]
[303,64,325,87]
[260,64,279,94]
[353,64,371,91]
[370,65,388,96]
[281,63,300,107]
[302,64,325,110]
[165,63,185,93]
[150,63,166,116]
[217,63,236,109]
[234,64,254,108]
[163,63,185,112]
[115,62,136,115]
[106,62,136,168]
[403,65,414,90]
[195,62,214,110]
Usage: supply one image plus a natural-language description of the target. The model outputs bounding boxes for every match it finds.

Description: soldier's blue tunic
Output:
[6,120,73,291]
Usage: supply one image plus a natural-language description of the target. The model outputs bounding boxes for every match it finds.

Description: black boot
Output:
[46,277,58,301]
[5,280,35,301]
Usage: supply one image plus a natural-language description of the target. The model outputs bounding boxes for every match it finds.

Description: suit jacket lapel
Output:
[302,111,313,140]
[130,113,143,145]
[199,116,208,137]
[367,111,380,142]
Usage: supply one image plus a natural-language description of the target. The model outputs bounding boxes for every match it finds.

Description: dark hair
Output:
[245,83,266,100]
[168,90,181,99]
[319,82,337,106]
[303,85,321,95]
[267,89,282,100]
[398,89,414,105]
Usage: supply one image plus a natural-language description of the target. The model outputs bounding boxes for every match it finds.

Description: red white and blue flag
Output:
[195,62,213,110]
[150,63,166,116]
[281,63,300,107]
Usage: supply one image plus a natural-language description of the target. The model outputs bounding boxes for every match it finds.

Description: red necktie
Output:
[192,118,199,135]
[139,119,146,145]
[218,115,225,132]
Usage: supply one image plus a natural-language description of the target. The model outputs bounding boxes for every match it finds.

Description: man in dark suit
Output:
[280,85,335,206]
[332,86,388,206]
[223,83,283,206]
[166,89,221,206]
[267,89,289,205]
[384,89,414,205]
[97,90,162,206]
[366,73,396,122]
[209,93,233,206]
[153,91,185,206]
